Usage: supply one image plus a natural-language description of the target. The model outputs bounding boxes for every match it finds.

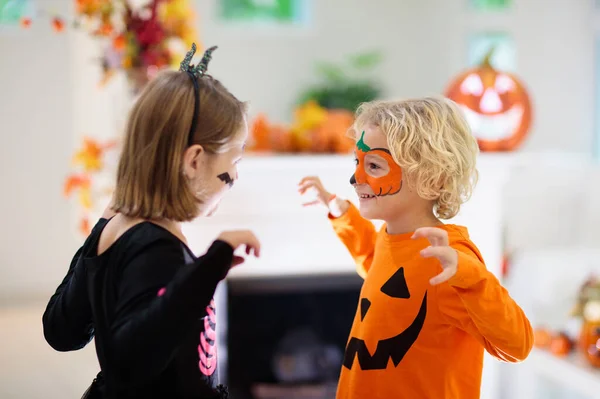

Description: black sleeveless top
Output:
[42,218,234,398]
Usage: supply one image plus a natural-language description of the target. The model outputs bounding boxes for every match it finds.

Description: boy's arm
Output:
[328,199,377,278]
[435,241,534,362]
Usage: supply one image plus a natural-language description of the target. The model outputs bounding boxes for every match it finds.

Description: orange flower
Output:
[95,22,113,36]
[72,137,115,172]
[113,34,126,51]
[79,185,92,210]
[79,217,91,236]
[52,17,65,33]
[63,174,91,197]
[20,18,32,28]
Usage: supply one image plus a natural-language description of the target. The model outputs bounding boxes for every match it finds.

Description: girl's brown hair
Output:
[112,71,246,222]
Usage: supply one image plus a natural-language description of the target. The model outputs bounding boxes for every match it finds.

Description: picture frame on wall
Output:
[470,0,511,10]
[0,0,34,28]
[218,0,310,27]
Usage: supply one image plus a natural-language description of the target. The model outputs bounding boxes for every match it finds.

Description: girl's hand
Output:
[298,176,349,217]
[217,230,261,266]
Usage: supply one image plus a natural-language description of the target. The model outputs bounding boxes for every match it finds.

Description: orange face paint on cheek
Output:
[350,132,403,196]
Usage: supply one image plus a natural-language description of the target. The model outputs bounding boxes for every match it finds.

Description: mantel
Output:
[180,152,545,280]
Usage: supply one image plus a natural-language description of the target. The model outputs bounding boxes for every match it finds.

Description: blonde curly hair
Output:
[353,96,479,219]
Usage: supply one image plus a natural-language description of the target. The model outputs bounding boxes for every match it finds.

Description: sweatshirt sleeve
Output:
[42,219,109,352]
[329,201,377,278]
[435,241,534,362]
[108,238,234,382]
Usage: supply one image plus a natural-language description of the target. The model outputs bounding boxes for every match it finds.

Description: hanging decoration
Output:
[17,0,199,94]
[445,47,533,152]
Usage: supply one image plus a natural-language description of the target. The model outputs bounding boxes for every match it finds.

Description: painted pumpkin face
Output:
[343,266,427,370]
[445,50,533,152]
[350,131,403,196]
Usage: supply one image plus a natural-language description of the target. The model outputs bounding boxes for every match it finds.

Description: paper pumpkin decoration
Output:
[445,47,532,152]
[343,267,426,370]
[549,332,573,357]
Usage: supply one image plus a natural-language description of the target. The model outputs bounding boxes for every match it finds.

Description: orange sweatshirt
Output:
[331,203,533,399]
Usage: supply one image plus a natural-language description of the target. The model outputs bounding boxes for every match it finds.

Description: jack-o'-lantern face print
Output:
[350,131,403,196]
[445,48,533,152]
[343,267,427,370]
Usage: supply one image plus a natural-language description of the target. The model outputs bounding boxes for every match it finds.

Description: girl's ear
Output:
[183,144,205,179]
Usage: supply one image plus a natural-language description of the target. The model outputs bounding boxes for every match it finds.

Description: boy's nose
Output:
[350,174,357,185]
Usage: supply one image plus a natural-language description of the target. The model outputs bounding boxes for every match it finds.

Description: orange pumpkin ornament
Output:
[533,327,552,349]
[549,332,573,357]
[445,47,533,152]
[317,109,355,153]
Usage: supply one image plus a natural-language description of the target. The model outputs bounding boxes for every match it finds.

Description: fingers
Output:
[429,268,455,285]
[302,200,321,207]
[412,227,449,247]
[298,176,324,195]
[244,232,261,257]
[420,246,456,266]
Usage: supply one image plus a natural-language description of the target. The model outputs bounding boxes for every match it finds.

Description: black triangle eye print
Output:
[381,267,410,298]
[360,298,371,321]
[343,267,427,371]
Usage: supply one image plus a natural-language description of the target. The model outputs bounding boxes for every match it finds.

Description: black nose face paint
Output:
[217,172,234,188]
[350,174,357,185]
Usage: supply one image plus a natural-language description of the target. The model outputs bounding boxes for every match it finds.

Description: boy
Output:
[298,97,533,399]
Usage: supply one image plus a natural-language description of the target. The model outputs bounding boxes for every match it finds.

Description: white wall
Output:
[0,0,79,302]
[0,0,597,300]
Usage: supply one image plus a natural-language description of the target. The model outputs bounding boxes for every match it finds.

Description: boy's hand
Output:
[412,227,458,285]
[298,176,349,217]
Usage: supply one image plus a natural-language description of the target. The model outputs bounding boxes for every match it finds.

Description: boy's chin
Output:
[357,200,382,220]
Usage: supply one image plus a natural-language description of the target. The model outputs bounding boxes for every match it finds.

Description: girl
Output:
[42,44,260,399]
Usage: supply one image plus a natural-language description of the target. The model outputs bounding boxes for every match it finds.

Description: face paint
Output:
[217,172,234,188]
[350,131,403,196]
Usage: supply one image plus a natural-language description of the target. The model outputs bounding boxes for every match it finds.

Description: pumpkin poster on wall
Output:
[445,45,533,152]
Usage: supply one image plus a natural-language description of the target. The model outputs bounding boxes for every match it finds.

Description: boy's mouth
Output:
[358,193,375,199]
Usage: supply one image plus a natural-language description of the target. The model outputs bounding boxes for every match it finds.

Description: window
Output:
[470,0,511,10]
[219,0,309,25]
[468,32,516,71]
[0,0,34,26]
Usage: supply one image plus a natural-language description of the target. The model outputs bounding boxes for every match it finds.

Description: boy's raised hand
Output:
[412,227,458,285]
[298,176,349,217]
[298,176,334,206]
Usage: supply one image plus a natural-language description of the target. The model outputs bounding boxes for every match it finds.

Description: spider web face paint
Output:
[217,172,234,188]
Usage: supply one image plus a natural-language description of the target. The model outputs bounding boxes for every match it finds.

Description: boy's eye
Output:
[353,158,359,165]
[368,163,380,170]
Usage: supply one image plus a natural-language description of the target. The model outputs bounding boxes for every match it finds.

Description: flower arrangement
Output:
[248,51,382,154]
[20,0,199,92]
[63,137,118,235]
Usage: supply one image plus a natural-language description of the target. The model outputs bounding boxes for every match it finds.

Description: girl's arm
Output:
[108,238,233,382]
[42,219,110,351]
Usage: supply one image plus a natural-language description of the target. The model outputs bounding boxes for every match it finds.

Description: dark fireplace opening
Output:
[225,273,362,399]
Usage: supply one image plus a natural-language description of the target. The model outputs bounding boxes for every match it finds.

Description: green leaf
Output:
[348,51,383,69]
[315,62,345,83]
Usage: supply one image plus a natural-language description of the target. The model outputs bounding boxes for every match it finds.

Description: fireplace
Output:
[222,273,362,399]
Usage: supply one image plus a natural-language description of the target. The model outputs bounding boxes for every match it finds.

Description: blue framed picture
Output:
[470,0,511,10]
[219,0,309,25]
[0,0,34,26]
